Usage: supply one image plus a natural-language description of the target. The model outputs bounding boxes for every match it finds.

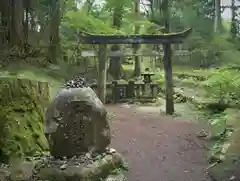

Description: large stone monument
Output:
[0,77,127,181]
[44,77,111,158]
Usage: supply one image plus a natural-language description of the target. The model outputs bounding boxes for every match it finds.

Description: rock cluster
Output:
[0,149,126,181]
[64,76,89,89]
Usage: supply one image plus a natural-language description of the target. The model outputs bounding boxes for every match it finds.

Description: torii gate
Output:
[79,28,192,114]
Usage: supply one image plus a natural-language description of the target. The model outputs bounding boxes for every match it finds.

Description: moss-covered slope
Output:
[0,78,49,162]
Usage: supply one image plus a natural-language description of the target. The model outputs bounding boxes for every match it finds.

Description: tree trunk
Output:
[48,0,60,64]
[214,0,221,33]
[133,0,141,77]
[108,7,123,80]
[230,0,237,39]
[83,0,95,13]
[24,0,30,45]
[30,11,37,31]
[0,0,10,45]
[162,0,174,115]
[10,0,24,47]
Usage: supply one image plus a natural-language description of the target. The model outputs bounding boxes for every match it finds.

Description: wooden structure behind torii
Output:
[79,28,192,114]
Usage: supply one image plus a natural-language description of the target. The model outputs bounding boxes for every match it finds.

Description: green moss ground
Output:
[0,78,49,162]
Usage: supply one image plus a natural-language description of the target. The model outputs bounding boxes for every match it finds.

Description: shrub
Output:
[202,69,240,105]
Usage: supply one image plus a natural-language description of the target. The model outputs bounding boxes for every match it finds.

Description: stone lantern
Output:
[141,68,155,96]
[141,68,155,84]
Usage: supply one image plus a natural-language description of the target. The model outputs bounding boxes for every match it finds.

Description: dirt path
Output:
[107,104,212,181]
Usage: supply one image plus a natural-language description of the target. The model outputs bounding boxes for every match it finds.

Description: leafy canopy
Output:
[62,10,123,34]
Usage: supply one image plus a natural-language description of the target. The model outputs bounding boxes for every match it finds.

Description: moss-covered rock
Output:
[37,152,125,181]
[0,78,49,162]
[0,151,127,181]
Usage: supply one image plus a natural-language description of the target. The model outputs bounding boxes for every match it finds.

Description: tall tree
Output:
[108,5,124,79]
[230,0,238,39]
[0,0,10,45]
[133,0,141,77]
[82,0,96,13]
[214,0,221,32]
[24,0,30,45]
[48,0,60,64]
[10,0,24,47]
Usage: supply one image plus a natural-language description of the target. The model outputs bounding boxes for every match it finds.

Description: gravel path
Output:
[107,104,212,181]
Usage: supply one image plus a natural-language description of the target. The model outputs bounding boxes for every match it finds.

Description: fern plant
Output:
[203,69,240,105]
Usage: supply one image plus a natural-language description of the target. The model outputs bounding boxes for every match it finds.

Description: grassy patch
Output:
[205,108,240,180]
[172,66,215,76]
[0,64,63,99]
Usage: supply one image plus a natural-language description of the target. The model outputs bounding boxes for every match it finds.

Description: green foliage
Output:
[105,0,133,10]
[62,10,122,34]
[203,69,240,105]
[205,35,236,65]
[208,112,228,137]
[177,77,200,87]
[0,78,49,162]
[182,33,240,68]
[151,71,164,82]
[122,64,134,79]
[121,18,159,34]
